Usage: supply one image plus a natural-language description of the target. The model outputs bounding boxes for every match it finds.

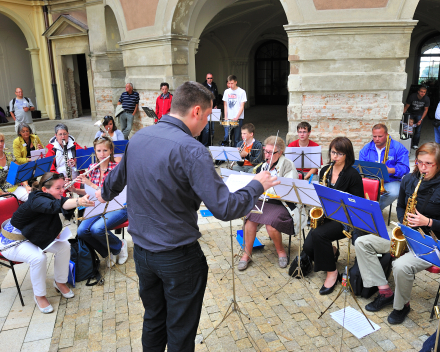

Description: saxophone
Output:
[229,140,246,170]
[309,161,334,229]
[390,173,425,258]
[62,140,72,180]
[380,135,391,194]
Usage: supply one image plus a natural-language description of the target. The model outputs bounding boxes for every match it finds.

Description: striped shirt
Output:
[118,91,140,113]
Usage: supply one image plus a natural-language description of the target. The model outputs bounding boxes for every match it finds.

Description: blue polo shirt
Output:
[359,139,410,182]
[118,91,140,113]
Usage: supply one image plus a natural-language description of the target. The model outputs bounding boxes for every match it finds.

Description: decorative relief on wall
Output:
[313,0,388,10]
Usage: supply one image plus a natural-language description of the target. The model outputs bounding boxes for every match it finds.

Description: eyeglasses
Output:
[331,151,345,157]
[207,77,213,79]
[42,173,65,187]
[264,150,279,156]
[57,132,68,136]
[415,159,437,167]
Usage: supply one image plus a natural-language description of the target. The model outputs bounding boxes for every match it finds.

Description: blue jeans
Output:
[420,330,439,352]
[435,124,440,144]
[77,208,127,257]
[379,181,400,210]
[201,122,214,146]
[133,242,208,352]
[410,114,423,147]
[120,111,134,140]
[223,119,243,146]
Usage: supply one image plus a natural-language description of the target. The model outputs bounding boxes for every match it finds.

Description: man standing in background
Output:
[403,86,430,149]
[201,73,219,146]
[223,75,247,147]
[118,83,139,139]
[155,83,173,124]
[10,88,36,134]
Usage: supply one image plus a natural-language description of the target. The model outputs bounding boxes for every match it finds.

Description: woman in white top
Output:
[94,116,124,141]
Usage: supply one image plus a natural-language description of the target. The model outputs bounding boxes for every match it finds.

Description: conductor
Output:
[96,81,279,352]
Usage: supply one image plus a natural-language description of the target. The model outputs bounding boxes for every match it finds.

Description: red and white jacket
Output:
[155,93,173,123]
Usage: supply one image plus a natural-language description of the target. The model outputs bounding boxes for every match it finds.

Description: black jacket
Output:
[10,191,74,250]
[397,172,440,237]
[202,81,219,107]
[319,164,364,198]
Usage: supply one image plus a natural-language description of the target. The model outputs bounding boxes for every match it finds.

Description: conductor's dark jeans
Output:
[133,242,208,352]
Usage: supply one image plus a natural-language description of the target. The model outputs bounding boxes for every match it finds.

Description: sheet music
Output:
[30,149,45,161]
[82,184,127,219]
[330,306,380,339]
[225,174,254,193]
[285,146,321,169]
[209,146,242,161]
[43,227,72,252]
[210,109,221,122]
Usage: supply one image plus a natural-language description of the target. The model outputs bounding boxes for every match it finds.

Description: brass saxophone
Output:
[390,173,425,258]
[252,161,264,174]
[380,135,391,194]
[309,161,334,229]
[229,140,247,170]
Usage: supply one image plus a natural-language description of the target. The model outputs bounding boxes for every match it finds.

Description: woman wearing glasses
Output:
[290,137,364,295]
[355,142,440,325]
[1,172,94,313]
[68,137,128,267]
[238,136,298,270]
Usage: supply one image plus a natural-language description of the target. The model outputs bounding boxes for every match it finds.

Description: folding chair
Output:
[426,265,440,319]
[0,194,25,306]
[111,220,129,240]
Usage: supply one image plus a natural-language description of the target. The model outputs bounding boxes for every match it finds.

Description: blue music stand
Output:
[114,140,129,155]
[353,160,390,183]
[6,162,35,185]
[34,155,55,178]
[76,147,95,170]
[314,184,381,329]
[400,224,440,268]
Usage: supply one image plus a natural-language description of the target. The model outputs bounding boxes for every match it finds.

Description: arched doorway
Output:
[254,40,288,105]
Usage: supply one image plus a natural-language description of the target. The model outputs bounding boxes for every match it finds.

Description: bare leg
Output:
[323,269,339,288]
[266,225,286,258]
[241,220,258,261]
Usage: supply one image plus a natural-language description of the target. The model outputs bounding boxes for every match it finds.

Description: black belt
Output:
[136,240,198,253]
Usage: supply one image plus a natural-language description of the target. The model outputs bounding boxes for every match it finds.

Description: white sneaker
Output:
[118,239,128,265]
[107,253,116,268]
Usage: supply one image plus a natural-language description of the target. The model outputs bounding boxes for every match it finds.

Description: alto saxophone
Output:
[309,161,334,229]
[390,173,425,258]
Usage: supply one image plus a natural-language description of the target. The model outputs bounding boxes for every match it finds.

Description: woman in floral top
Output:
[0,132,30,202]
[68,136,128,267]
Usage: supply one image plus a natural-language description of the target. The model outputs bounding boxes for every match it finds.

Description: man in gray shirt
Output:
[97,81,278,352]
[9,88,36,134]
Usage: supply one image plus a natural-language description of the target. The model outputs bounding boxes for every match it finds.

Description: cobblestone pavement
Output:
[0,113,438,352]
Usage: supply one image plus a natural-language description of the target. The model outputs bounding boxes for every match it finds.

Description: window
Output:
[418,35,440,85]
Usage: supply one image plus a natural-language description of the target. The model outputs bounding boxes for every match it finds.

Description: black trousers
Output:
[303,219,345,272]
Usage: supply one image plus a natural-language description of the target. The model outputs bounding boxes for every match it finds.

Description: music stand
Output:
[76,147,95,171]
[285,146,322,179]
[399,224,440,267]
[209,109,221,147]
[142,106,158,123]
[353,160,390,183]
[313,184,388,330]
[6,155,56,184]
[113,140,129,155]
[209,146,241,167]
[34,156,55,178]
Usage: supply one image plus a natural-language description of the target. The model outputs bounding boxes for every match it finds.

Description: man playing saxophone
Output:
[359,123,409,210]
[355,142,440,325]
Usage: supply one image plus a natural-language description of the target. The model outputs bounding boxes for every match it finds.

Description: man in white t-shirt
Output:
[9,88,36,134]
[223,75,247,147]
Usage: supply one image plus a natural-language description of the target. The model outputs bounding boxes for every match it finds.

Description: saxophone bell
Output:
[309,161,334,229]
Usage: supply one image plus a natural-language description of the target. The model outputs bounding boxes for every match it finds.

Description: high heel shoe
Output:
[319,272,341,295]
[334,248,340,262]
[34,295,53,314]
[53,281,75,299]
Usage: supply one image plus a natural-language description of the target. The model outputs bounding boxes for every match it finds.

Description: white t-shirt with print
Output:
[223,87,247,120]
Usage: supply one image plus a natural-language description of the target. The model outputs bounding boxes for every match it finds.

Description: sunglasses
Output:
[42,173,65,187]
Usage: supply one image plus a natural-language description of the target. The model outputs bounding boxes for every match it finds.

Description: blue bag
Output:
[67,261,76,287]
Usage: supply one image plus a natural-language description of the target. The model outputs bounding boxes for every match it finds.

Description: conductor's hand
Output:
[253,171,280,192]
[95,188,106,204]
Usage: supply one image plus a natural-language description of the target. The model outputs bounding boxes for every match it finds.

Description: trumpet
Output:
[229,140,247,170]
[94,120,109,138]
[309,161,334,229]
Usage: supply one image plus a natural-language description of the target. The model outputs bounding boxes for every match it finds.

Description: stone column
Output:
[27,48,48,118]
[285,21,417,157]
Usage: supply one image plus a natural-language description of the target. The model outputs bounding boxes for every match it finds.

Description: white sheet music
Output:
[43,226,72,251]
[225,174,254,193]
[209,109,221,122]
[285,146,321,169]
[30,149,46,161]
[330,306,380,339]
[83,184,127,219]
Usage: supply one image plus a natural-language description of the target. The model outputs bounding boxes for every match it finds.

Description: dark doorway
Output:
[76,54,91,113]
[255,40,289,105]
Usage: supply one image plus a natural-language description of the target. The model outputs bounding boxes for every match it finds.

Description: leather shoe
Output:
[279,256,288,268]
[237,258,251,271]
[53,281,75,299]
[365,293,394,312]
[387,304,410,324]
[34,295,53,314]
[319,273,341,295]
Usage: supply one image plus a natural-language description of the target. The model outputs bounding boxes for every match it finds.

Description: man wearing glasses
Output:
[287,121,321,180]
[201,73,219,146]
[359,123,409,210]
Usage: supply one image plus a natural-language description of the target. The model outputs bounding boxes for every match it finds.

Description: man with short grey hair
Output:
[117,83,139,139]
[9,88,36,134]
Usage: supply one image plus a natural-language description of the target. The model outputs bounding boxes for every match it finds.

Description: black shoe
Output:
[319,273,341,295]
[365,293,394,312]
[334,248,340,262]
[387,305,410,324]
[288,251,313,278]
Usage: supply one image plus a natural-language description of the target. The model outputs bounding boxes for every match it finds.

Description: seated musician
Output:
[94,116,125,141]
[46,124,83,180]
[0,132,30,201]
[238,136,298,270]
[359,123,409,210]
[291,137,364,295]
[355,142,440,325]
[232,123,263,173]
[13,122,45,165]
[69,137,128,267]
[1,172,94,313]
[287,121,320,180]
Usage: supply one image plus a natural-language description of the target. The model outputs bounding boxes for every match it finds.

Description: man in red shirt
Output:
[155,82,173,123]
[287,122,320,180]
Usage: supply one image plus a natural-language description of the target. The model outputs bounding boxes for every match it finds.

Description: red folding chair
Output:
[111,220,129,240]
[362,177,380,202]
[0,194,25,306]
[426,266,440,319]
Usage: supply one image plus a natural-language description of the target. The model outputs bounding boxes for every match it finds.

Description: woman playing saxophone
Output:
[355,142,440,325]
